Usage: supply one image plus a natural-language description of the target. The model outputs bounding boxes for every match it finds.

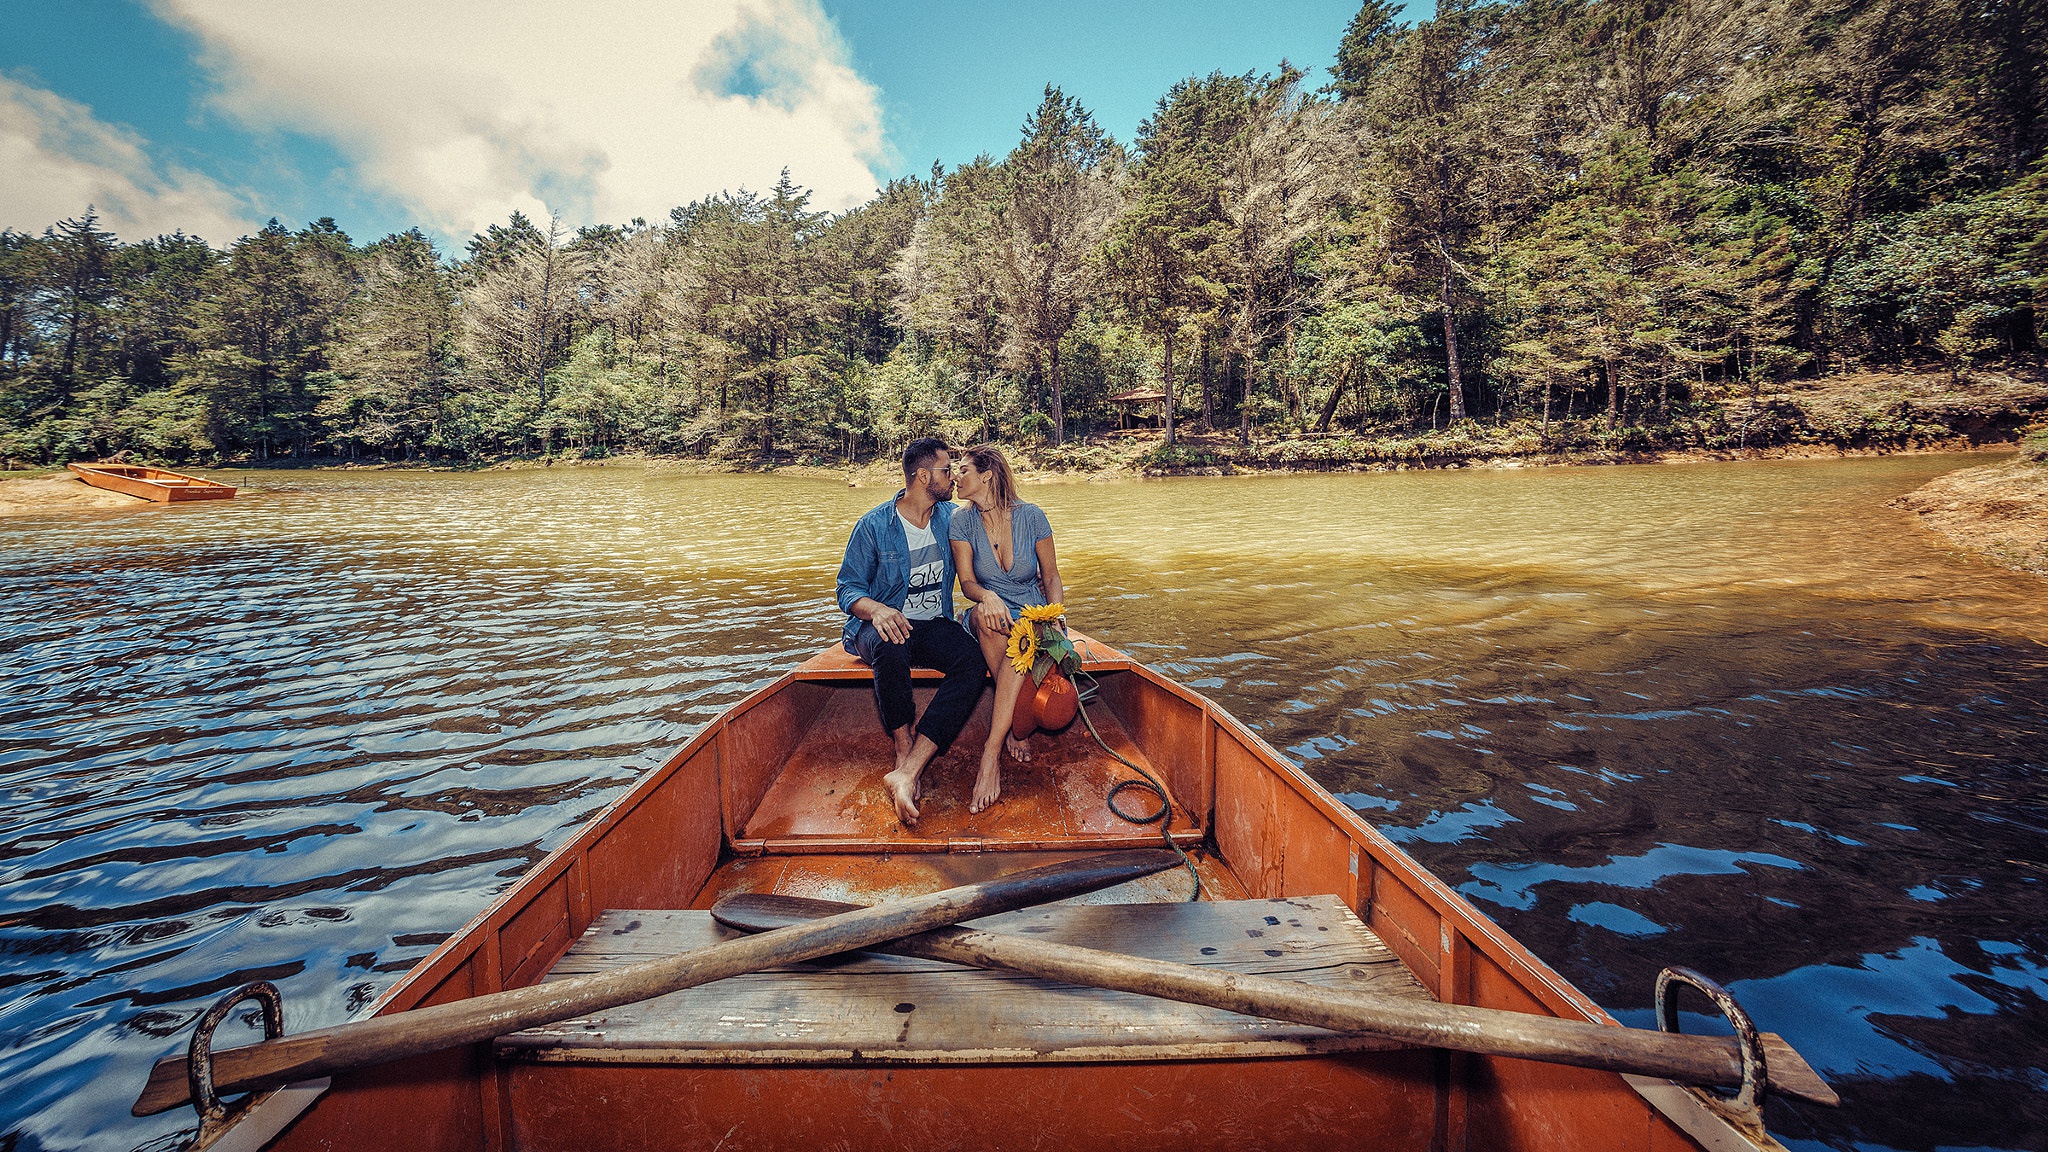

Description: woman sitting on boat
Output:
[950,445,1064,814]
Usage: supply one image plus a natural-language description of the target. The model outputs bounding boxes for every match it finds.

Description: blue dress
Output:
[949,501,1053,616]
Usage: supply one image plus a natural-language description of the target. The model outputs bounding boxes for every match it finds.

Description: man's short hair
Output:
[902,437,950,480]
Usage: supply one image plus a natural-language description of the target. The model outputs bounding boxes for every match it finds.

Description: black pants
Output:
[855,616,985,753]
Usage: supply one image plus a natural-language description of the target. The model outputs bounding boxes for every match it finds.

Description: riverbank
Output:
[835,364,2048,484]
[0,471,150,515]
[1891,438,2048,577]
[7,365,2045,506]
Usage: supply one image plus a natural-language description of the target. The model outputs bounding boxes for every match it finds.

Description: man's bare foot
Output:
[890,742,923,803]
[883,767,921,825]
[970,760,1002,814]
[1005,733,1032,762]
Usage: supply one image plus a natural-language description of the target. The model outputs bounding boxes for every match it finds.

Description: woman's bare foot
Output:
[970,759,1002,814]
[883,767,920,825]
[1005,733,1032,762]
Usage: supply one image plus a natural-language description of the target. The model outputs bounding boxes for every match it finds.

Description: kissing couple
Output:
[833,437,1067,826]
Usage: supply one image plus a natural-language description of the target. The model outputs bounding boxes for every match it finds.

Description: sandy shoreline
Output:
[1891,456,2048,577]
[0,473,153,516]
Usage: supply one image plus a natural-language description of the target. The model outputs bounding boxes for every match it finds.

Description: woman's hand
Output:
[974,596,1012,636]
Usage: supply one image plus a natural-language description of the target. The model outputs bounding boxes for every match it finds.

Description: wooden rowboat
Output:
[68,462,236,502]
[170,635,1820,1151]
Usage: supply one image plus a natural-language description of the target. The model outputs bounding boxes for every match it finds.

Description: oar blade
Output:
[712,893,865,933]
[1756,1035,1838,1107]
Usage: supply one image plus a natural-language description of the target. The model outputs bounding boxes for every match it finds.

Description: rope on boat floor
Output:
[1071,669,1202,902]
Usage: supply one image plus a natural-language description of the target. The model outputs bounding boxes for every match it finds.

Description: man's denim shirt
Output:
[836,491,958,657]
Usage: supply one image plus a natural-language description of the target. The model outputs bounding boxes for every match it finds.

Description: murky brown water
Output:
[3,455,2044,1151]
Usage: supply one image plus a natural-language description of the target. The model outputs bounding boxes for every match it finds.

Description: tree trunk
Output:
[1440,264,1466,422]
[1162,328,1177,447]
[1315,366,1347,433]
[1049,342,1066,446]
[1240,353,1254,446]
[979,367,994,442]
[1541,376,1552,444]
[1605,360,1620,430]
[61,300,81,400]
[1200,337,1213,429]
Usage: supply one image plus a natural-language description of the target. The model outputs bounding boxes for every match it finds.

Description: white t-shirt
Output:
[898,512,946,621]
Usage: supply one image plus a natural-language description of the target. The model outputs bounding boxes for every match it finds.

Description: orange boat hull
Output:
[68,462,235,502]
[197,639,1780,1152]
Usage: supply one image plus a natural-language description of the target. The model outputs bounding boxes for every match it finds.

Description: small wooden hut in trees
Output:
[1109,387,1168,429]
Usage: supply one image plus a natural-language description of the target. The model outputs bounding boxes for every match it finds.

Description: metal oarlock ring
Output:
[188,981,285,1132]
[1655,966,1767,1116]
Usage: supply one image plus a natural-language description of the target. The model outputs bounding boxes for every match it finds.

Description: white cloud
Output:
[0,73,257,244]
[152,0,890,242]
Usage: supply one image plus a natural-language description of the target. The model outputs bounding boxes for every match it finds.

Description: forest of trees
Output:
[2,0,2043,466]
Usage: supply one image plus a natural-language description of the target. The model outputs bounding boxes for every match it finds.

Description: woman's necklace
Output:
[981,503,1011,569]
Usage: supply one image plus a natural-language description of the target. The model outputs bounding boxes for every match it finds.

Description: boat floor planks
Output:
[498,896,1430,1064]
[736,679,1201,851]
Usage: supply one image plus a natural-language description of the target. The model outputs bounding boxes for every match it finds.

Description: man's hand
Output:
[870,603,912,645]
[973,596,1011,636]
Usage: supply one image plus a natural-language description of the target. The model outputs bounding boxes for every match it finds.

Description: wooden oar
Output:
[133,849,1179,1117]
[714,893,1840,1109]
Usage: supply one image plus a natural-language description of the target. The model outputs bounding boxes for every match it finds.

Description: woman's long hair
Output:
[966,444,1018,511]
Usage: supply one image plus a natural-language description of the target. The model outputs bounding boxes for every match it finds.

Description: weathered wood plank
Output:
[499,896,1429,1064]
[133,850,1179,1116]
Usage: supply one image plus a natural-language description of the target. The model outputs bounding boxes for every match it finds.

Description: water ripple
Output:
[3,458,2045,1151]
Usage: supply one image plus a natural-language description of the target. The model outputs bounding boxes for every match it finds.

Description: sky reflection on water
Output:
[2,455,2043,1151]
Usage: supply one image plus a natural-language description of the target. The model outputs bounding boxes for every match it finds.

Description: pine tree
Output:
[1106,72,1250,445]
[327,229,457,457]
[894,158,1009,440]
[184,219,355,459]
[459,214,581,452]
[1350,0,1508,423]
[38,209,120,405]
[996,86,1120,446]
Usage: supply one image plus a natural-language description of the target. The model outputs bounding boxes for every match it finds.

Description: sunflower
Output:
[1006,620,1039,674]
[1020,602,1064,624]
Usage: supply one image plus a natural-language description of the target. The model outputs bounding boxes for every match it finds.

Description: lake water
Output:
[2,456,2043,1151]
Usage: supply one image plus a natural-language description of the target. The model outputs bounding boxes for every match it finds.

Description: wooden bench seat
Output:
[497,895,1432,1066]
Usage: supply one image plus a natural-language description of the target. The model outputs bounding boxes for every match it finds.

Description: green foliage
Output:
[1135,443,1223,470]
[0,0,2040,465]
[1828,181,2045,368]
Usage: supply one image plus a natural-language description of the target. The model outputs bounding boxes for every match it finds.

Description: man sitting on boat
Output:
[836,436,986,826]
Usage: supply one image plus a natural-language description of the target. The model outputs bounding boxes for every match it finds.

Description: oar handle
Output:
[134,849,1178,1118]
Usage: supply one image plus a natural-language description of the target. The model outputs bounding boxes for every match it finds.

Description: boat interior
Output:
[80,465,221,485]
[245,637,1770,1152]
[498,646,1434,1073]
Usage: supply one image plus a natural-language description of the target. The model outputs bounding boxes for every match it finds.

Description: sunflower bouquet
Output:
[1006,602,1078,684]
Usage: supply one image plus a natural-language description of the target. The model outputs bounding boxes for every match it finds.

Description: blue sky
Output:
[0,1,1423,250]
